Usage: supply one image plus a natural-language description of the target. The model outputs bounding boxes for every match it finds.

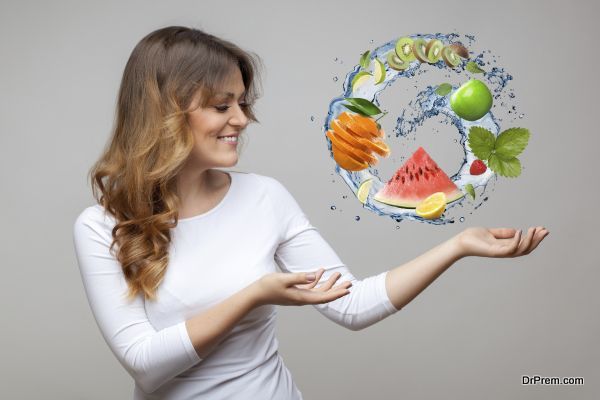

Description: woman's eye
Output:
[215,103,250,113]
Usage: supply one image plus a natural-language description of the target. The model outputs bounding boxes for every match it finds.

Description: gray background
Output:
[1,0,598,399]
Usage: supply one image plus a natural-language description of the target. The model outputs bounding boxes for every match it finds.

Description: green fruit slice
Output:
[426,39,444,63]
[441,46,460,67]
[351,71,372,91]
[412,38,429,63]
[395,37,416,62]
[386,51,409,70]
[357,179,373,204]
[373,58,386,84]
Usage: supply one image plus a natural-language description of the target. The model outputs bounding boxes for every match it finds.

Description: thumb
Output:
[489,227,517,239]
[286,271,317,286]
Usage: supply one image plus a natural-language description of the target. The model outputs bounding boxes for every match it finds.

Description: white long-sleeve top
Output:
[72,171,400,399]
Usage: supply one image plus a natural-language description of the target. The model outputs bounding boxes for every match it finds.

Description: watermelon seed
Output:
[395,176,399,181]
[418,167,423,175]
[424,172,429,180]
[415,173,419,182]
[409,173,413,181]
[401,176,405,184]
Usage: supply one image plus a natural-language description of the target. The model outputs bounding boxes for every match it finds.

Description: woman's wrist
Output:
[447,233,469,260]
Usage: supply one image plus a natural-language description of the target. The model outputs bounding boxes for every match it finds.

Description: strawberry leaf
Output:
[468,126,496,160]
[495,128,530,158]
[488,154,521,178]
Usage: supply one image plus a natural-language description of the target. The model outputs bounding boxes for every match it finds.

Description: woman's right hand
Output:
[251,268,352,307]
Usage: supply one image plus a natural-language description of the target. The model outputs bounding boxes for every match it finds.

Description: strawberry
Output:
[470,159,487,175]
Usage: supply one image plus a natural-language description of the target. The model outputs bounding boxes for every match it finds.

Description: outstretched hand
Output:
[456,226,549,258]
[252,268,352,307]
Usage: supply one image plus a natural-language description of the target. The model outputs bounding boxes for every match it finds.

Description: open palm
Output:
[457,226,549,258]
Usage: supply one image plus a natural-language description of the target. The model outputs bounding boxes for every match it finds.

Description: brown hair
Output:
[88,26,263,301]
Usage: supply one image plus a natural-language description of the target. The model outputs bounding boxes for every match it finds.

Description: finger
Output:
[488,227,518,239]
[286,271,321,287]
[527,227,549,253]
[516,227,536,255]
[332,280,353,291]
[305,288,351,304]
[502,229,522,256]
[315,271,342,292]
[298,268,325,289]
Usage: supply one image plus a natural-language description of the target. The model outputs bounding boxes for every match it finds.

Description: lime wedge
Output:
[373,58,386,84]
[357,179,373,204]
[351,71,372,91]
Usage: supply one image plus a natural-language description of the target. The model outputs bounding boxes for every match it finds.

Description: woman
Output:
[72,26,549,399]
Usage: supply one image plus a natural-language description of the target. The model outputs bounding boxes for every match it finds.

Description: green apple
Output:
[450,79,493,121]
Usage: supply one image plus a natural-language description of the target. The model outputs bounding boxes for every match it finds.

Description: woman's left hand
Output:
[456,226,549,258]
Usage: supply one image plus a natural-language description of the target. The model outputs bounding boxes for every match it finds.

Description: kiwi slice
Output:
[387,51,409,70]
[448,43,469,59]
[441,46,460,67]
[412,38,429,63]
[395,37,416,62]
[426,39,444,63]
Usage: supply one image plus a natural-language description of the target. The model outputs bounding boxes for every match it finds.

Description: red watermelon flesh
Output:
[374,146,464,208]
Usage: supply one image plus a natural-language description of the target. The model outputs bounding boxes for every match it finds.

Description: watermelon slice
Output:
[374,146,464,208]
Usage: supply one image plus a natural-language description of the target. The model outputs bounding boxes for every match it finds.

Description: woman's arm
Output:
[384,235,463,311]
[385,226,549,310]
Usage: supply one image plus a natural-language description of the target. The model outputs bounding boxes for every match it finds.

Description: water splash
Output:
[324,33,517,225]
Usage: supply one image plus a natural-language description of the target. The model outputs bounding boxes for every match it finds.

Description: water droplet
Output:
[310,116,315,121]
[509,93,515,98]
[355,216,360,221]
[333,76,338,82]
[396,226,400,229]
[334,57,338,62]
[342,195,347,199]
[453,139,458,143]
[330,205,336,210]
[512,106,516,110]
[459,217,465,222]
[370,39,374,43]
[519,114,524,118]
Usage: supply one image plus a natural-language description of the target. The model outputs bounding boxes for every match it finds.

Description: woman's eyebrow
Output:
[215,91,247,100]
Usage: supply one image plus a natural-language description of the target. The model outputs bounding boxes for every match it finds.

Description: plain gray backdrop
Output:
[1,0,598,399]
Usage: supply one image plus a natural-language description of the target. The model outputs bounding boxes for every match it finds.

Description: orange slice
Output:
[363,138,391,157]
[352,113,383,138]
[331,142,368,171]
[331,119,371,153]
[337,112,374,139]
[326,130,378,165]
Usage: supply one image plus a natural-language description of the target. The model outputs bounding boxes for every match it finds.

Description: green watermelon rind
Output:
[373,146,465,209]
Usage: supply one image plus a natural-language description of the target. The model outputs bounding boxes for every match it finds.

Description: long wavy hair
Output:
[89,26,263,302]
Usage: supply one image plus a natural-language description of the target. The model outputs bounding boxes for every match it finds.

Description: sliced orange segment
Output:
[331,119,371,153]
[331,142,368,171]
[326,130,378,165]
[352,113,383,138]
[364,139,391,157]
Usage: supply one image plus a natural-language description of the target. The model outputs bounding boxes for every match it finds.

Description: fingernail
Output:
[307,273,316,281]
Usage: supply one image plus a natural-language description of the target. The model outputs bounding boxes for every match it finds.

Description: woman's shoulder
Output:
[230,170,284,191]
[73,203,116,235]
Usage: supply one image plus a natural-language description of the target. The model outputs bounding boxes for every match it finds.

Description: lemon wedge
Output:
[351,71,372,91]
[415,192,447,219]
[357,179,373,204]
[373,58,386,84]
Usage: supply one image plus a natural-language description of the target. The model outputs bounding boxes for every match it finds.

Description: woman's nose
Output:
[230,103,249,127]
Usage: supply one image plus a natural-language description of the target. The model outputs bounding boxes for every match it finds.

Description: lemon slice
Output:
[373,58,386,84]
[357,179,373,204]
[415,192,447,219]
[351,71,372,91]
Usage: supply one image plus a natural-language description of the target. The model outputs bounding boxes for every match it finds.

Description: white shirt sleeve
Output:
[264,176,400,331]
[72,207,202,394]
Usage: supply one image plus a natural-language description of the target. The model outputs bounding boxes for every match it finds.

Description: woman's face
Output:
[185,67,250,170]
